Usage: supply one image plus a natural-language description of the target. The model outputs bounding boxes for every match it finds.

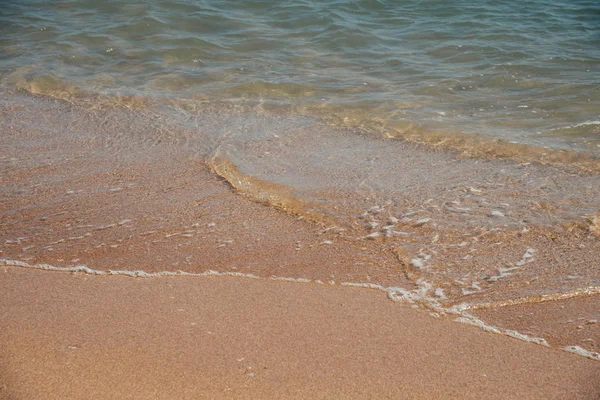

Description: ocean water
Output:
[1,0,599,152]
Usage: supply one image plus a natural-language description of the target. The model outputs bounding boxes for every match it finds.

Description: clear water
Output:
[1,0,599,152]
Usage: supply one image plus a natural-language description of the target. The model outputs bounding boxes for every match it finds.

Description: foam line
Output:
[0,259,261,279]
[455,316,549,347]
[563,346,600,361]
[1,258,597,362]
[573,121,600,128]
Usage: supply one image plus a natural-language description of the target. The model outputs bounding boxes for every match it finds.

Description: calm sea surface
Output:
[1,0,599,152]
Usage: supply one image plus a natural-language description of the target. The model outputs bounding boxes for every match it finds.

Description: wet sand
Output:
[1,267,599,400]
[472,294,600,356]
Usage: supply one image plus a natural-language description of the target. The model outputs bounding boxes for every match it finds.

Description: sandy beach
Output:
[2,0,600,395]
[1,91,599,398]
[1,267,599,399]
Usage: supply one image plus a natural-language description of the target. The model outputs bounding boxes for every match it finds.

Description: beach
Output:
[1,90,599,398]
[1,0,599,396]
[1,267,599,399]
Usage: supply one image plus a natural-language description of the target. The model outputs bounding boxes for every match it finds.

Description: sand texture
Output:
[1,267,599,400]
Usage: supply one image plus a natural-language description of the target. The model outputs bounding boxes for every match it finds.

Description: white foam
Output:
[0,259,261,280]
[271,276,313,284]
[414,218,432,226]
[455,316,548,346]
[341,282,386,291]
[365,231,381,239]
[515,248,535,266]
[486,248,535,282]
[551,120,600,131]
[67,235,88,241]
[563,346,600,361]
[410,253,431,270]
[96,223,117,230]
[573,120,600,128]
[386,279,435,305]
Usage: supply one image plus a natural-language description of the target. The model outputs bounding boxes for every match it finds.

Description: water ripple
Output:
[0,0,598,152]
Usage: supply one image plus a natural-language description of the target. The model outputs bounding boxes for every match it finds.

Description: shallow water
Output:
[1,0,599,152]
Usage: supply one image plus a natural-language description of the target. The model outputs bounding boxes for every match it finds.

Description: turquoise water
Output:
[1,0,599,152]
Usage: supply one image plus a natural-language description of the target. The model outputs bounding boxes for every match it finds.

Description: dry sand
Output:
[1,267,599,400]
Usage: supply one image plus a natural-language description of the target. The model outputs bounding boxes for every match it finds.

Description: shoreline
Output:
[4,258,599,362]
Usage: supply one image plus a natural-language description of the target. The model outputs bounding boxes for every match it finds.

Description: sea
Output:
[1,0,599,151]
[1,0,599,359]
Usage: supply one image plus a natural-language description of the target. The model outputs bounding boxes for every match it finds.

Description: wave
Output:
[4,79,600,174]
[208,151,336,225]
